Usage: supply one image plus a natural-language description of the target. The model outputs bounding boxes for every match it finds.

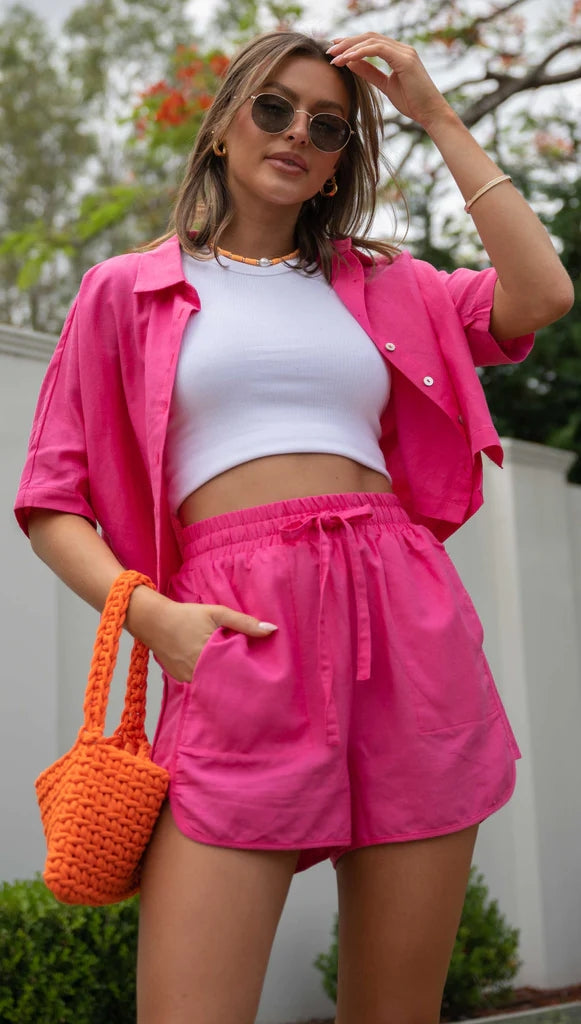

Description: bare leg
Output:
[334,825,479,1024]
[137,803,299,1024]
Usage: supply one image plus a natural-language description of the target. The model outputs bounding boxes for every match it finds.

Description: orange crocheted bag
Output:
[35,570,170,906]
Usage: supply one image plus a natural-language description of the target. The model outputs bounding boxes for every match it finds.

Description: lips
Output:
[266,151,308,171]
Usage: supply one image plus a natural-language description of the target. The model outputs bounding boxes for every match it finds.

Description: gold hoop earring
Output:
[212,140,227,157]
[320,176,338,198]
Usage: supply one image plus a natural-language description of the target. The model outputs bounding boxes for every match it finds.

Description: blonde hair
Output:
[142,30,402,279]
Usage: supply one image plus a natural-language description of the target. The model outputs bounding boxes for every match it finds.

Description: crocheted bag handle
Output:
[81,570,156,748]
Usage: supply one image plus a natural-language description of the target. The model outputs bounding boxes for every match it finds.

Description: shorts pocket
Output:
[394,526,498,734]
[409,643,498,735]
[177,621,310,758]
[173,626,226,752]
[190,625,226,691]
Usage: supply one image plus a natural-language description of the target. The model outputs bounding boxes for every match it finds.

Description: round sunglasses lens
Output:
[310,114,350,152]
[252,94,294,133]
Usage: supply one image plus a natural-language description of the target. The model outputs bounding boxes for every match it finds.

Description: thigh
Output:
[335,825,479,1024]
[137,803,299,1024]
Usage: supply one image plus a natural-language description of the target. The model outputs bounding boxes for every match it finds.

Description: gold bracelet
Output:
[464,174,512,213]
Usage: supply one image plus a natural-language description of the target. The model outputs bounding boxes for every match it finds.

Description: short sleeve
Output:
[14,296,97,536]
[438,265,534,367]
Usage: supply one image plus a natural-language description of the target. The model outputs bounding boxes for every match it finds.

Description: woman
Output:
[15,28,572,1024]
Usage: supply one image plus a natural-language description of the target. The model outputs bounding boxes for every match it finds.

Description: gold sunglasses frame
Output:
[248,92,354,153]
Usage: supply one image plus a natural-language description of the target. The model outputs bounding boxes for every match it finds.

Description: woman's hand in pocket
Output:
[126,588,278,682]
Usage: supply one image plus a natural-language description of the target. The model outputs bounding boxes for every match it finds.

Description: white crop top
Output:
[165,251,391,513]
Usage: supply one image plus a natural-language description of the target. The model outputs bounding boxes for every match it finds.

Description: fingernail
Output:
[326,44,339,52]
[258,621,278,632]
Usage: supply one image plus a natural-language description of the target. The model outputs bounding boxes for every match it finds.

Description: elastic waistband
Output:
[177,491,409,560]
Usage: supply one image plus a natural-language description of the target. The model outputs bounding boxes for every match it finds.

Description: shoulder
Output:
[77,250,141,306]
[347,244,434,285]
[335,238,489,303]
[362,250,496,313]
[355,248,434,294]
[77,235,184,301]
[347,242,483,285]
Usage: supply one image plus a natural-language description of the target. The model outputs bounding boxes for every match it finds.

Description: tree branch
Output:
[345,4,581,175]
[533,38,581,75]
[345,0,529,40]
[392,135,419,177]
[533,64,581,86]
[384,114,423,135]
[470,0,529,28]
[459,41,581,127]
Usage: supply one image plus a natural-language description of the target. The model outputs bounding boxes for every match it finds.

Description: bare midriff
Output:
[178,453,393,526]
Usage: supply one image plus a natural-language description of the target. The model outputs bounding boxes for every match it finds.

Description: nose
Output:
[285,109,310,145]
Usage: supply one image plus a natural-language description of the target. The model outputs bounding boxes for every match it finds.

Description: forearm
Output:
[27,509,273,683]
[27,509,169,647]
[329,32,573,335]
[424,107,574,337]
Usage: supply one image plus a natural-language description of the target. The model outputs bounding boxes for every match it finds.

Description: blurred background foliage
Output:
[0,0,580,477]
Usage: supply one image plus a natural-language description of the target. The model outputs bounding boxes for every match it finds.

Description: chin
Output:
[251,183,312,208]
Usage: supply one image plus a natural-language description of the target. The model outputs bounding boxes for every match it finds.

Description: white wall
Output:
[2,326,580,1023]
[1,331,61,883]
[446,441,581,990]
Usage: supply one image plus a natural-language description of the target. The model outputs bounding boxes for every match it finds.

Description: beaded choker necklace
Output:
[216,246,300,267]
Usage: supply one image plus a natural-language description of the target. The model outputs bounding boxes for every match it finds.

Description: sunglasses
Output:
[249,93,353,153]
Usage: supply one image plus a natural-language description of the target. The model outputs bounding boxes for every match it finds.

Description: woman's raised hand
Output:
[327,33,453,131]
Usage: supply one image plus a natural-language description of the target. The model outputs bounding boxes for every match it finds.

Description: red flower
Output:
[178,57,204,76]
[141,80,169,98]
[155,90,188,125]
[176,64,198,82]
[209,53,229,77]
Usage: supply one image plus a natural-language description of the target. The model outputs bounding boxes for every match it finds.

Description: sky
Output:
[0,0,340,32]
[1,0,567,33]
[1,0,70,21]
[5,0,579,89]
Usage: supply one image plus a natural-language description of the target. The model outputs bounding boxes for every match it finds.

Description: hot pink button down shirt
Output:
[15,234,533,593]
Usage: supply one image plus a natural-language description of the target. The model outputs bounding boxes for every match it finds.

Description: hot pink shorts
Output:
[151,491,520,873]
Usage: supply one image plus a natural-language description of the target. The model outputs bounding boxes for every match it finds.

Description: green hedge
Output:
[0,876,138,1024]
[443,868,521,1017]
[314,866,521,1019]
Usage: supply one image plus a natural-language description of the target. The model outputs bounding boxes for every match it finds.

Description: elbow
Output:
[559,277,575,316]
[545,274,575,322]
[530,275,575,330]
[493,271,574,338]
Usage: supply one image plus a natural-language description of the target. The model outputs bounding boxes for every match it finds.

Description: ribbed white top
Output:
[165,251,391,513]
